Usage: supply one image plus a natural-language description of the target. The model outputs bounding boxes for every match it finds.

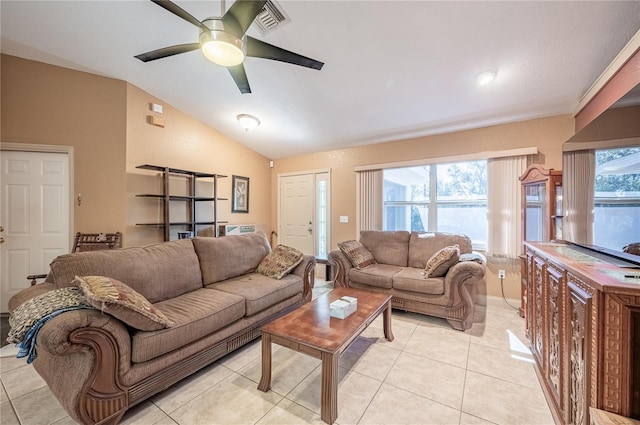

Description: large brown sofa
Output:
[8,232,315,425]
[328,231,485,330]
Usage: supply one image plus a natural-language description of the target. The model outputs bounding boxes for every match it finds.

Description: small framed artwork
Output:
[232,175,249,213]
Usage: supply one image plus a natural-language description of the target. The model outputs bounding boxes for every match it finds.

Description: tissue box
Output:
[330,296,358,319]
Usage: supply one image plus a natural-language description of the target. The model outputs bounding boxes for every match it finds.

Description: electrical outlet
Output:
[498,269,506,279]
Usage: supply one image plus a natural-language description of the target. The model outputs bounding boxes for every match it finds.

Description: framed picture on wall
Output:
[232,175,249,213]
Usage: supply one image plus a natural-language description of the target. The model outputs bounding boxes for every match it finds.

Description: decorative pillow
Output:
[75,276,174,331]
[338,240,377,269]
[424,244,460,278]
[256,245,304,279]
[7,287,90,343]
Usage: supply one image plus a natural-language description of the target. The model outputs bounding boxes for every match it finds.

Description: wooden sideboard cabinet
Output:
[524,241,640,425]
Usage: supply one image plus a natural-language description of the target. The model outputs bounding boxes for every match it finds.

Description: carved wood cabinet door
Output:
[567,276,595,425]
[546,263,566,419]
[531,255,546,370]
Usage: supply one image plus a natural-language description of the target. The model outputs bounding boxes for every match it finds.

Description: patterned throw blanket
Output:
[16,306,90,363]
[8,287,92,363]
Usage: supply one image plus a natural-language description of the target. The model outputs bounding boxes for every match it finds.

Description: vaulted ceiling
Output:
[2,1,639,159]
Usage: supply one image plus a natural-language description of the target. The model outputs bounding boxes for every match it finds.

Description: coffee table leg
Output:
[383,301,394,342]
[258,333,272,392]
[320,351,339,424]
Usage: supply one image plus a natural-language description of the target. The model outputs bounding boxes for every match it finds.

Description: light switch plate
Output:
[339,216,348,223]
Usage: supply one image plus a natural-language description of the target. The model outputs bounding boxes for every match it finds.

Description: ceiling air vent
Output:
[253,0,290,35]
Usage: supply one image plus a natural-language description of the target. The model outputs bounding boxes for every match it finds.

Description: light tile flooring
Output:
[1,281,554,425]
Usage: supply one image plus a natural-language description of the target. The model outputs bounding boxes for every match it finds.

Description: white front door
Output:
[279,174,315,255]
[1,151,70,312]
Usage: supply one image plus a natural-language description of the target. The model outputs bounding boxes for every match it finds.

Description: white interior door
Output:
[1,150,70,312]
[279,174,315,255]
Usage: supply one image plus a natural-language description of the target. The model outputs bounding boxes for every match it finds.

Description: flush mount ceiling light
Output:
[237,114,260,131]
[476,69,497,85]
[199,19,245,67]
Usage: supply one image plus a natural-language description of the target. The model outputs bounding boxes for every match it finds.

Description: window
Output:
[593,147,640,250]
[316,175,329,259]
[383,161,487,249]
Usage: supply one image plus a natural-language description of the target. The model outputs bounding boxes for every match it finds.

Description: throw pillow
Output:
[338,240,377,269]
[7,287,90,343]
[424,244,460,278]
[75,275,174,331]
[256,245,304,279]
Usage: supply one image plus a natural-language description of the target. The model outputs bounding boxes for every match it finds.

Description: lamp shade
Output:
[237,114,260,131]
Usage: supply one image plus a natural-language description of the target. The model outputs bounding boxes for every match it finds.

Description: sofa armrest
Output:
[292,254,316,303]
[31,309,132,424]
[328,250,352,287]
[443,260,486,326]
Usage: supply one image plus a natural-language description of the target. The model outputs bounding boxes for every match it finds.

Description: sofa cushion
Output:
[338,240,376,269]
[76,276,174,331]
[193,233,271,284]
[359,231,410,266]
[207,273,302,316]
[257,245,304,279]
[424,245,460,278]
[349,264,404,289]
[392,268,445,295]
[408,232,472,268]
[131,288,245,363]
[49,239,203,303]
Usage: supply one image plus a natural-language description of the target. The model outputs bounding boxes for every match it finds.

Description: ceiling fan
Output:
[134,0,324,94]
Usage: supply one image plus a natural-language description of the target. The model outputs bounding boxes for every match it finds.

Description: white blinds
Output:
[356,169,383,233]
[487,155,528,258]
[563,150,595,244]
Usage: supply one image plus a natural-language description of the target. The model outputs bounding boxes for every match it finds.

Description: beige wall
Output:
[1,54,128,236]
[272,114,574,298]
[125,84,272,247]
[1,54,272,249]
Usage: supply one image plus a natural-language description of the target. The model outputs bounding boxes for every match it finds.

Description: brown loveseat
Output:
[8,232,315,425]
[328,231,485,330]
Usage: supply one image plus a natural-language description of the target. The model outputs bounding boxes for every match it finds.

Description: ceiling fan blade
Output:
[246,36,324,70]
[150,0,209,32]
[134,43,201,62]
[227,64,252,94]
[222,0,267,36]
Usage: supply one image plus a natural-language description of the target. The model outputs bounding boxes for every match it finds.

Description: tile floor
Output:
[0,281,554,425]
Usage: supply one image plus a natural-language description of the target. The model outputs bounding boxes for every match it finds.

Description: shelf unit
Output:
[136,164,227,240]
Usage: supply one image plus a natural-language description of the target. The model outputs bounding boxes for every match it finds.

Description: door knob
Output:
[308,227,313,234]
[0,237,4,244]
[0,225,4,232]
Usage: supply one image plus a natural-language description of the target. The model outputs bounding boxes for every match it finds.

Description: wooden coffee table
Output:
[258,287,393,424]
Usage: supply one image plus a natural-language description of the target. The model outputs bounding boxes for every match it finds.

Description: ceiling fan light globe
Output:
[199,23,245,67]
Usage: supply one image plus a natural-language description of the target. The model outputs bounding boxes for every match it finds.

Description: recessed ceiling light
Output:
[477,69,497,85]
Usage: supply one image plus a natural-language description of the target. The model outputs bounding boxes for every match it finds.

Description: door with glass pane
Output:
[278,171,330,258]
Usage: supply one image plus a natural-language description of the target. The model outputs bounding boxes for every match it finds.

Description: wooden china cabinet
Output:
[519,164,563,318]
